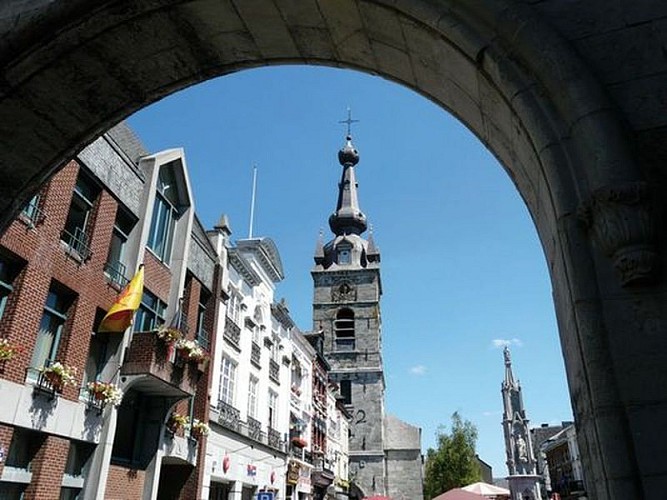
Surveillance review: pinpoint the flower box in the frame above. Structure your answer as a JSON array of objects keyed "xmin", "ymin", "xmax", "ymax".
[
  {"xmin": 41, "ymin": 362, "xmax": 77, "ymax": 393},
  {"xmin": 87, "ymin": 381, "xmax": 124, "ymax": 406},
  {"xmin": 0, "ymin": 338, "xmax": 21, "ymax": 362},
  {"xmin": 191, "ymin": 419, "xmax": 210, "ymax": 438},
  {"xmin": 291, "ymin": 437, "xmax": 307, "ymax": 448},
  {"xmin": 167, "ymin": 412, "xmax": 190, "ymax": 434}
]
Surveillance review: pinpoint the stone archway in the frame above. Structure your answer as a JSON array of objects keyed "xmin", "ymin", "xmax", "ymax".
[{"xmin": 1, "ymin": 2, "xmax": 665, "ymax": 498}]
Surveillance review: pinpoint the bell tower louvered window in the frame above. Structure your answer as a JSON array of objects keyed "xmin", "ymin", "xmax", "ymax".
[{"xmin": 334, "ymin": 308, "xmax": 355, "ymax": 351}]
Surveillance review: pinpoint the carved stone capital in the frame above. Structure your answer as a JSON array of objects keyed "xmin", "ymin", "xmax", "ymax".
[{"xmin": 578, "ymin": 182, "xmax": 657, "ymax": 286}]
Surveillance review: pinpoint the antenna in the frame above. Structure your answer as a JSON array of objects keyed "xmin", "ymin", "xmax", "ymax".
[{"xmin": 248, "ymin": 164, "xmax": 258, "ymax": 238}]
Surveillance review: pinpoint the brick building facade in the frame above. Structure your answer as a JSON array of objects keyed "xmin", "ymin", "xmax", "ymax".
[{"xmin": 0, "ymin": 124, "xmax": 220, "ymax": 499}]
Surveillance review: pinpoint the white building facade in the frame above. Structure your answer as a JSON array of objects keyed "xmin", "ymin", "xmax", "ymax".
[{"xmin": 203, "ymin": 232, "xmax": 291, "ymax": 500}]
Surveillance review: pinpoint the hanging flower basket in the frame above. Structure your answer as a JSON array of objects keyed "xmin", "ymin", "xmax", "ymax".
[
  {"xmin": 0, "ymin": 338, "xmax": 21, "ymax": 362},
  {"xmin": 191, "ymin": 419, "xmax": 210, "ymax": 438},
  {"xmin": 155, "ymin": 326, "xmax": 184, "ymax": 345},
  {"xmin": 86, "ymin": 381, "xmax": 124, "ymax": 406},
  {"xmin": 167, "ymin": 412, "xmax": 190, "ymax": 434},
  {"xmin": 174, "ymin": 339, "xmax": 206, "ymax": 363},
  {"xmin": 41, "ymin": 362, "xmax": 77, "ymax": 392},
  {"xmin": 291, "ymin": 437, "xmax": 307, "ymax": 448}
]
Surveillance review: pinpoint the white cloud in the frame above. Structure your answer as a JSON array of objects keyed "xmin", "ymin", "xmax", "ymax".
[
  {"xmin": 409, "ymin": 365, "xmax": 427, "ymax": 376},
  {"xmin": 482, "ymin": 410, "xmax": 503, "ymax": 417},
  {"xmin": 491, "ymin": 338, "xmax": 523, "ymax": 349}
]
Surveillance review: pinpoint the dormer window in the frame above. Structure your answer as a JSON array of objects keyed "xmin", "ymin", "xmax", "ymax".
[{"xmin": 337, "ymin": 245, "xmax": 352, "ymax": 265}]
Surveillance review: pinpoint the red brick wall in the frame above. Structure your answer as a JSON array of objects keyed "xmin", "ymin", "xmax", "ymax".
[
  {"xmin": 24, "ymin": 435, "xmax": 69, "ymax": 499},
  {"xmin": 0, "ymin": 161, "xmax": 124, "ymax": 399},
  {"xmin": 144, "ymin": 251, "xmax": 172, "ymax": 303},
  {"xmin": 104, "ymin": 464, "xmax": 146, "ymax": 500}
]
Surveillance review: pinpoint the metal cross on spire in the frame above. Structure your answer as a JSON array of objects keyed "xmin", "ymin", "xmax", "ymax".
[{"xmin": 339, "ymin": 107, "xmax": 359, "ymax": 136}]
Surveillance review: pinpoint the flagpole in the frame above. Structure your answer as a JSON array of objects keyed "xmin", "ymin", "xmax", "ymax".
[{"xmin": 248, "ymin": 163, "xmax": 257, "ymax": 238}]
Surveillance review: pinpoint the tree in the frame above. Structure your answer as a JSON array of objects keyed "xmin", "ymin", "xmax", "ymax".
[{"xmin": 423, "ymin": 412, "xmax": 482, "ymax": 499}]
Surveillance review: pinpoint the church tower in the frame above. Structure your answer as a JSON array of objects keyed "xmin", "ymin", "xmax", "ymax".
[
  {"xmin": 501, "ymin": 347, "xmax": 543, "ymax": 500},
  {"xmin": 311, "ymin": 132, "xmax": 386, "ymax": 498}
]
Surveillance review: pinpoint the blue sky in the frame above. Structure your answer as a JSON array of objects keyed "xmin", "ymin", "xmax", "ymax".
[{"xmin": 128, "ymin": 65, "xmax": 573, "ymax": 476}]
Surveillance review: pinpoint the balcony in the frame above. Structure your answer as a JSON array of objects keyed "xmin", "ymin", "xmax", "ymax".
[
  {"xmin": 209, "ymin": 407, "xmax": 285, "ymax": 453},
  {"xmin": 269, "ymin": 359, "xmax": 280, "ymax": 384},
  {"xmin": 216, "ymin": 400, "xmax": 241, "ymax": 432},
  {"xmin": 268, "ymin": 427, "xmax": 282, "ymax": 450},
  {"xmin": 311, "ymin": 456, "xmax": 335, "ymax": 488},
  {"xmin": 223, "ymin": 317, "xmax": 241, "ymax": 350},
  {"xmin": 61, "ymin": 227, "xmax": 92, "ymax": 262},
  {"xmin": 104, "ymin": 259, "xmax": 129, "ymax": 288},
  {"xmin": 247, "ymin": 416, "xmax": 263, "ymax": 442},
  {"xmin": 20, "ymin": 196, "xmax": 45, "ymax": 228},
  {"xmin": 251, "ymin": 342, "xmax": 261, "ymax": 368},
  {"xmin": 120, "ymin": 331, "xmax": 200, "ymax": 397}
]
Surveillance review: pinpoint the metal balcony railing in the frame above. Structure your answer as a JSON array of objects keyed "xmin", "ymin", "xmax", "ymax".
[
  {"xmin": 267, "ymin": 427, "xmax": 282, "ymax": 450},
  {"xmin": 269, "ymin": 359, "xmax": 280, "ymax": 383},
  {"xmin": 251, "ymin": 342, "xmax": 261, "ymax": 367},
  {"xmin": 21, "ymin": 196, "xmax": 45, "ymax": 228},
  {"xmin": 216, "ymin": 400, "xmax": 240, "ymax": 432},
  {"xmin": 104, "ymin": 260, "xmax": 128, "ymax": 288},
  {"xmin": 61, "ymin": 227, "xmax": 92, "ymax": 261},
  {"xmin": 223, "ymin": 317, "xmax": 241, "ymax": 349},
  {"xmin": 247, "ymin": 416, "xmax": 263, "ymax": 441}
]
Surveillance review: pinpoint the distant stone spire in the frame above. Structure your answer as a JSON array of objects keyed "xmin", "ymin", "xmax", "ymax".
[
  {"xmin": 366, "ymin": 225, "xmax": 380, "ymax": 262},
  {"xmin": 328, "ymin": 134, "xmax": 367, "ymax": 236},
  {"xmin": 501, "ymin": 347, "xmax": 542, "ymax": 500},
  {"xmin": 314, "ymin": 228, "xmax": 325, "ymax": 264}
]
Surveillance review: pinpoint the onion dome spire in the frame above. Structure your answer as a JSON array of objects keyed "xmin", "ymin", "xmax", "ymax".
[{"xmin": 328, "ymin": 134, "xmax": 367, "ymax": 235}]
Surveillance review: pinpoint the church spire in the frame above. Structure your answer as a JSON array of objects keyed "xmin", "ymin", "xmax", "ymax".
[
  {"xmin": 501, "ymin": 347, "xmax": 542, "ymax": 499},
  {"xmin": 328, "ymin": 134, "xmax": 367, "ymax": 236}
]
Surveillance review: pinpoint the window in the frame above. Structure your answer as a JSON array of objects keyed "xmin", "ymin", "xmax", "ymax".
[
  {"xmin": 340, "ymin": 380, "xmax": 352, "ymax": 405},
  {"xmin": 6, "ymin": 428, "xmax": 43, "ymax": 470},
  {"xmin": 268, "ymin": 390, "xmax": 278, "ymax": 429},
  {"xmin": 21, "ymin": 193, "xmax": 44, "ymax": 227},
  {"xmin": 64, "ymin": 440, "xmax": 94, "ymax": 478},
  {"xmin": 30, "ymin": 284, "xmax": 73, "ymax": 373},
  {"xmin": 248, "ymin": 376, "xmax": 259, "ymax": 419},
  {"xmin": 147, "ymin": 164, "xmax": 181, "ymax": 263},
  {"xmin": 133, "ymin": 290, "xmax": 166, "ymax": 332},
  {"xmin": 62, "ymin": 171, "xmax": 99, "ymax": 260},
  {"xmin": 334, "ymin": 308, "xmax": 355, "ymax": 351},
  {"xmin": 337, "ymin": 245, "xmax": 352, "ymax": 264},
  {"xmin": 195, "ymin": 292, "xmax": 210, "ymax": 351},
  {"xmin": 218, "ymin": 356, "xmax": 236, "ymax": 405},
  {"xmin": 227, "ymin": 291, "xmax": 241, "ymax": 325},
  {"xmin": 0, "ymin": 257, "xmax": 20, "ymax": 322},
  {"xmin": 83, "ymin": 310, "xmax": 121, "ymax": 392},
  {"xmin": 251, "ymin": 322, "xmax": 261, "ymax": 345},
  {"xmin": 104, "ymin": 208, "xmax": 135, "ymax": 287}
]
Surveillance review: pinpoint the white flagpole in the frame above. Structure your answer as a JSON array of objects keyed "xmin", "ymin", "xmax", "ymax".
[{"xmin": 248, "ymin": 163, "xmax": 258, "ymax": 238}]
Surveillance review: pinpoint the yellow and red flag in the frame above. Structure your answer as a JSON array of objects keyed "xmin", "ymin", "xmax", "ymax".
[{"xmin": 99, "ymin": 265, "xmax": 144, "ymax": 333}]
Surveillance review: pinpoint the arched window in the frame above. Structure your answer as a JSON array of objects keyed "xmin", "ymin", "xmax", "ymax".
[{"xmin": 334, "ymin": 308, "xmax": 355, "ymax": 351}]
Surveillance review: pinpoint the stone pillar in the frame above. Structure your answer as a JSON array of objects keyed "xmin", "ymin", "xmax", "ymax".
[
  {"xmin": 142, "ymin": 450, "xmax": 164, "ymax": 500},
  {"xmin": 229, "ymin": 480, "xmax": 243, "ymax": 500}
]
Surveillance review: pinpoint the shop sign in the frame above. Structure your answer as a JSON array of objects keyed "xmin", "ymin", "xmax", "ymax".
[{"xmin": 287, "ymin": 462, "xmax": 300, "ymax": 485}]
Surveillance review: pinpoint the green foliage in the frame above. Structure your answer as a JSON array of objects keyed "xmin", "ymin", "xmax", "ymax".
[{"xmin": 423, "ymin": 412, "xmax": 482, "ymax": 499}]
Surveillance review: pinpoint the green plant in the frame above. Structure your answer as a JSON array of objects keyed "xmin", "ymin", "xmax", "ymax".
[
  {"xmin": 0, "ymin": 338, "xmax": 21, "ymax": 361},
  {"xmin": 41, "ymin": 362, "xmax": 77, "ymax": 388},
  {"xmin": 191, "ymin": 419, "xmax": 210, "ymax": 437},
  {"xmin": 155, "ymin": 326, "xmax": 183, "ymax": 344},
  {"xmin": 87, "ymin": 381, "xmax": 124, "ymax": 406}
]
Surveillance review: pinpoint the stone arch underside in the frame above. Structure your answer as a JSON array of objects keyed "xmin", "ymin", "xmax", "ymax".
[{"xmin": 1, "ymin": 1, "xmax": 664, "ymax": 499}]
